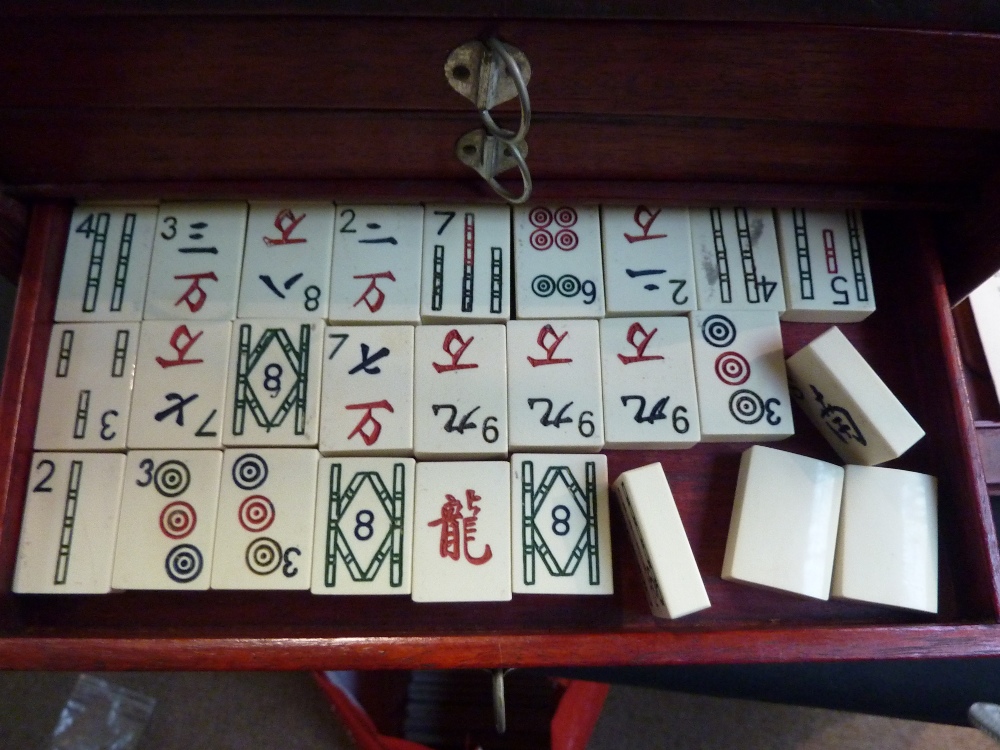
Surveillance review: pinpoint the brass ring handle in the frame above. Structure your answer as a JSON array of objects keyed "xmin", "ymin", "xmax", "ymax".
[{"xmin": 479, "ymin": 38, "xmax": 531, "ymax": 145}]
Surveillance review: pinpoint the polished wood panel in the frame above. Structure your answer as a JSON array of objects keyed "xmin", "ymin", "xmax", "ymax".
[
  {"xmin": 0, "ymin": 110, "xmax": 993, "ymax": 188},
  {"xmin": 5, "ymin": 1, "xmax": 1000, "ymax": 31},
  {"xmin": 0, "ymin": 196, "xmax": 27, "ymax": 281},
  {"xmin": 3, "ymin": 18, "xmax": 1000, "ymax": 129}
]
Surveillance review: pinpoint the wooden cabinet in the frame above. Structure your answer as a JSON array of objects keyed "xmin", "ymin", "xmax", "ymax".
[{"xmin": 1, "ymin": 6, "xmax": 1000, "ymax": 670}]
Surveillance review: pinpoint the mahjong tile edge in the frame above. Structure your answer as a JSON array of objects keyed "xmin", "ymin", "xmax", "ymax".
[{"xmin": 1, "ymin": 7, "xmax": 1000, "ymax": 671}]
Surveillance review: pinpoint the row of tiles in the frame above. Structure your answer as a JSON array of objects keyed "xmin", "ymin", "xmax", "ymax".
[
  {"xmin": 36, "ymin": 313, "xmax": 923, "ymax": 467},
  {"xmin": 16, "ymin": 446, "xmax": 937, "ymax": 616},
  {"xmin": 14, "ymin": 451, "xmax": 612, "ymax": 601},
  {"xmin": 36, "ymin": 313, "xmax": 797, "ymax": 457},
  {"xmin": 56, "ymin": 203, "xmax": 876, "ymax": 325}
]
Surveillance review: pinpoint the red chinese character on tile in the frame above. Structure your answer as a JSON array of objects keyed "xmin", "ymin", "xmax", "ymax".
[
  {"xmin": 345, "ymin": 400, "xmax": 394, "ymax": 446},
  {"xmin": 527, "ymin": 324, "xmax": 573, "ymax": 367},
  {"xmin": 173, "ymin": 272, "xmax": 218, "ymax": 313},
  {"xmin": 617, "ymin": 322, "xmax": 664, "ymax": 365},
  {"xmin": 263, "ymin": 208, "xmax": 308, "ymax": 246},
  {"xmin": 427, "ymin": 489, "xmax": 492, "ymax": 565},
  {"xmin": 432, "ymin": 329, "xmax": 478, "ymax": 373},
  {"xmin": 352, "ymin": 271, "xmax": 396, "ymax": 313},
  {"xmin": 154, "ymin": 325, "xmax": 205, "ymax": 368},
  {"xmin": 623, "ymin": 206, "xmax": 667, "ymax": 244}
]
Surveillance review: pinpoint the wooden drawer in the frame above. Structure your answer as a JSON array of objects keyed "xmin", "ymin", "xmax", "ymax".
[
  {"xmin": 3, "ymin": 7, "xmax": 1000, "ymax": 670},
  {"xmin": 0, "ymin": 201, "xmax": 996, "ymax": 670}
]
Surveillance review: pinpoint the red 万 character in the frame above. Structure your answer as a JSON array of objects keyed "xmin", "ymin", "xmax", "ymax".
[
  {"xmin": 617, "ymin": 322, "xmax": 665, "ymax": 365},
  {"xmin": 173, "ymin": 272, "xmax": 219, "ymax": 313},
  {"xmin": 352, "ymin": 271, "xmax": 396, "ymax": 313},
  {"xmin": 345, "ymin": 400, "xmax": 394, "ymax": 446},
  {"xmin": 527, "ymin": 324, "xmax": 573, "ymax": 367}
]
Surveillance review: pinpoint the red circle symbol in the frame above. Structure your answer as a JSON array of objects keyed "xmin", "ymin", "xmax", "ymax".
[
  {"xmin": 530, "ymin": 229, "xmax": 554, "ymax": 251},
  {"xmin": 554, "ymin": 207, "xmax": 578, "ymax": 227},
  {"xmin": 238, "ymin": 495, "xmax": 275, "ymax": 533},
  {"xmin": 555, "ymin": 229, "xmax": 579, "ymax": 251},
  {"xmin": 714, "ymin": 351, "xmax": 751, "ymax": 386},
  {"xmin": 159, "ymin": 501, "xmax": 197, "ymax": 539},
  {"xmin": 529, "ymin": 207, "xmax": 552, "ymax": 228}
]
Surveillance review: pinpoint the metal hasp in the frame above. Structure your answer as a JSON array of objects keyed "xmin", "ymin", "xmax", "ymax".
[{"xmin": 446, "ymin": 38, "xmax": 533, "ymax": 204}]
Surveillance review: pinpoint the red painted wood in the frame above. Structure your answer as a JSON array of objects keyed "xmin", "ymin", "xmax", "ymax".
[
  {"xmin": 0, "ymin": 110, "xmax": 992, "ymax": 188},
  {"xmin": 3, "ymin": 18, "xmax": 1000, "ymax": 130}
]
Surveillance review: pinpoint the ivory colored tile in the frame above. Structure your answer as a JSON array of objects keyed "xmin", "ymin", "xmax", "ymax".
[
  {"xmin": 970, "ymin": 272, "xmax": 1000, "ymax": 410},
  {"xmin": 775, "ymin": 208, "xmax": 875, "ymax": 322},
  {"xmin": 55, "ymin": 205, "xmax": 157, "ymax": 322},
  {"xmin": 601, "ymin": 206, "xmax": 697, "ymax": 315},
  {"xmin": 412, "ymin": 461, "xmax": 511, "ymax": 603},
  {"xmin": 13, "ymin": 452, "xmax": 126, "ymax": 594},
  {"xmin": 722, "ymin": 445, "xmax": 844, "ymax": 600},
  {"xmin": 34, "ymin": 322, "xmax": 139, "ymax": 451},
  {"xmin": 413, "ymin": 324, "xmax": 507, "ymax": 459},
  {"xmin": 112, "ymin": 450, "xmax": 222, "ymax": 590},
  {"xmin": 506, "ymin": 319, "xmax": 604, "ymax": 452},
  {"xmin": 513, "ymin": 205, "xmax": 605, "ymax": 319},
  {"xmin": 691, "ymin": 207, "xmax": 786, "ymax": 312},
  {"xmin": 320, "ymin": 325, "xmax": 414, "ymax": 455},
  {"xmin": 311, "ymin": 457, "xmax": 415, "ymax": 595},
  {"xmin": 832, "ymin": 465, "xmax": 937, "ymax": 613},
  {"xmin": 331, "ymin": 205, "xmax": 423, "ymax": 324},
  {"xmin": 127, "ymin": 320, "xmax": 232, "ymax": 449},
  {"xmin": 223, "ymin": 319, "xmax": 323, "ymax": 447},
  {"xmin": 689, "ymin": 310, "xmax": 793, "ymax": 442},
  {"xmin": 600, "ymin": 317, "xmax": 701, "ymax": 448},
  {"xmin": 613, "ymin": 463, "xmax": 710, "ymax": 619},
  {"xmin": 143, "ymin": 202, "xmax": 247, "ymax": 321},
  {"xmin": 786, "ymin": 326, "xmax": 924, "ymax": 465},
  {"xmin": 420, "ymin": 205, "xmax": 509, "ymax": 322},
  {"xmin": 212, "ymin": 448, "xmax": 318, "ymax": 590},
  {"xmin": 238, "ymin": 202, "xmax": 334, "ymax": 318},
  {"xmin": 511, "ymin": 454, "xmax": 613, "ymax": 595}
]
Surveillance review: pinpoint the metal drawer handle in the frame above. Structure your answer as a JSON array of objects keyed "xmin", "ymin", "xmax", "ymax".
[{"xmin": 446, "ymin": 38, "xmax": 533, "ymax": 204}]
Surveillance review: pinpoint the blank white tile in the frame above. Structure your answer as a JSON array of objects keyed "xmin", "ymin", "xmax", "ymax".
[
  {"xmin": 320, "ymin": 325, "xmax": 414, "ymax": 455},
  {"xmin": 786, "ymin": 326, "xmax": 924, "ymax": 465},
  {"xmin": 330, "ymin": 205, "xmax": 424, "ymax": 324},
  {"xmin": 13, "ymin": 452, "xmax": 126, "ymax": 594},
  {"xmin": 223, "ymin": 319, "xmax": 323, "ymax": 447},
  {"xmin": 34, "ymin": 322, "xmax": 139, "ymax": 451},
  {"xmin": 614, "ymin": 463, "xmax": 710, "ymax": 619},
  {"xmin": 127, "ymin": 321, "xmax": 232, "ymax": 449},
  {"xmin": 691, "ymin": 207, "xmax": 786, "ymax": 312},
  {"xmin": 513, "ymin": 205, "xmax": 605, "ymax": 319},
  {"xmin": 413, "ymin": 324, "xmax": 507, "ymax": 459},
  {"xmin": 775, "ymin": 209, "xmax": 875, "ymax": 322},
  {"xmin": 601, "ymin": 206, "xmax": 697, "ymax": 315},
  {"xmin": 506, "ymin": 319, "xmax": 604, "ymax": 451},
  {"xmin": 689, "ymin": 310, "xmax": 793, "ymax": 442},
  {"xmin": 511, "ymin": 454, "xmax": 613, "ymax": 595},
  {"xmin": 420, "ymin": 205, "xmax": 510, "ymax": 322},
  {"xmin": 55, "ymin": 205, "xmax": 157, "ymax": 322},
  {"xmin": 722, "ymin": 445, "xmax": 844, "ymax": 599},
  {"xmin": 212, "ymin": 448, "xmax": 318, "ymax": 590},
  {"xmin": 112, "ymin": 450, "xmax": 222, "ymax": 590},
  {"xmin": 600, "ymin": 317, "xmax": 701, "ymax": 448},
  {"xmin": 832, "ymin": 465, "xmax": 937, "ymax": 613},
  {"xmin": 238, "ymin": 202, "xmax": 334, "ymax": 318},
  {"xmin": 412, "ymin": 461, "xmax": 512, "ymax": 603},
  {"xmin": 311, "ymin": 457, "xmax": 415, "ymax": 595},
  {"xmin": 143, "ymin": 202, "xmax": 247, "ymax": 321}
]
